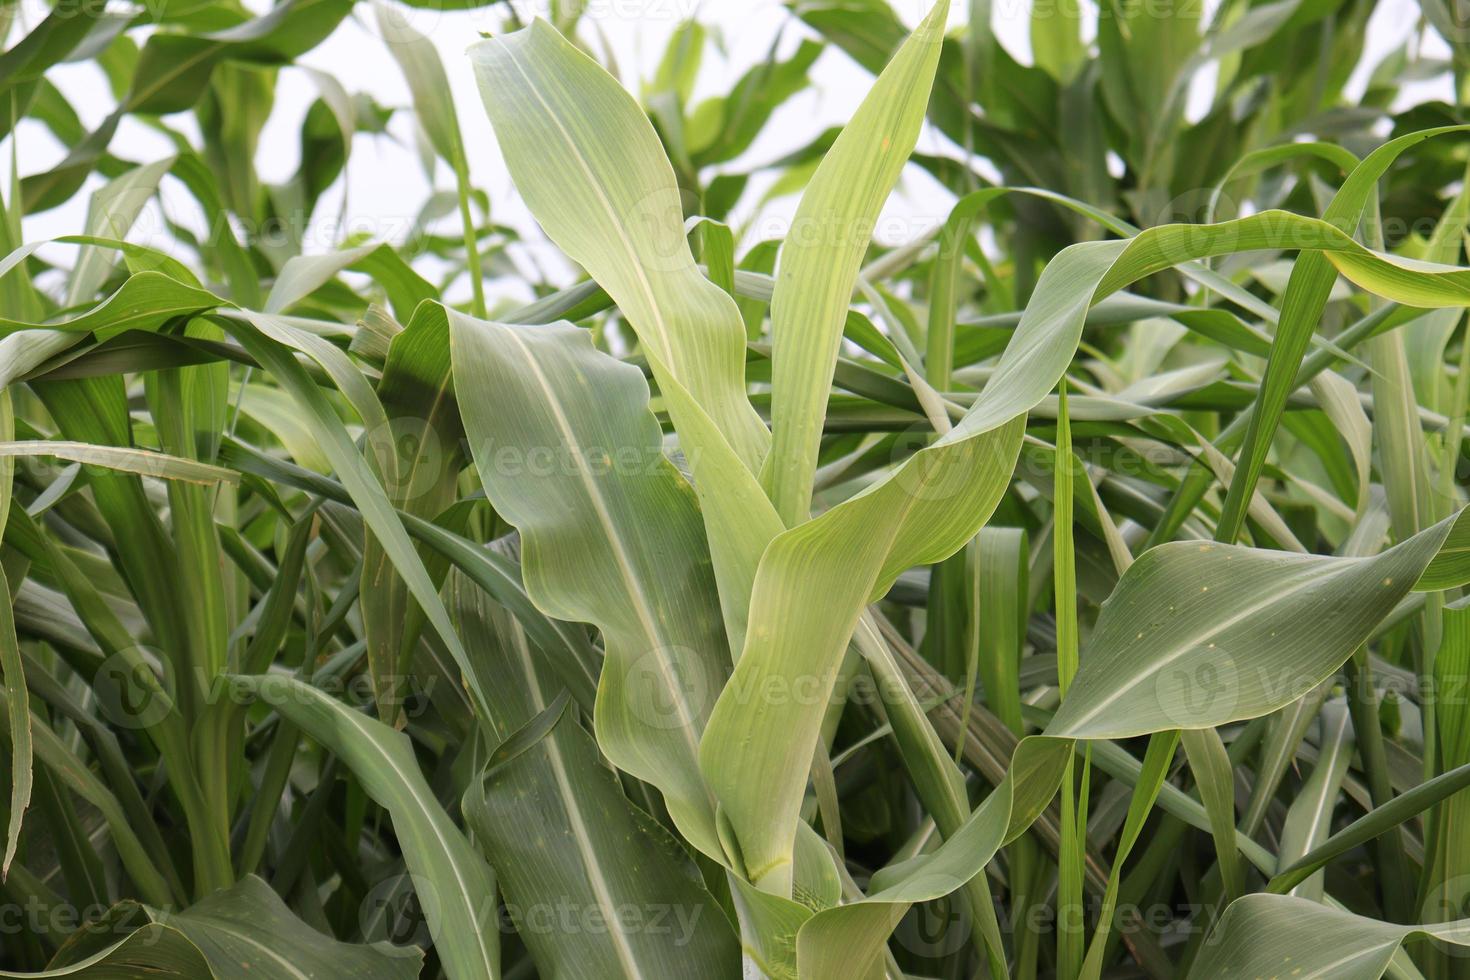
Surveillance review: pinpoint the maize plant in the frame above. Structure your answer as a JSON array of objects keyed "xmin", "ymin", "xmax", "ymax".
[{"xmin": 1, "ymin": 0, "xmax": 1469, "ymax": 977}]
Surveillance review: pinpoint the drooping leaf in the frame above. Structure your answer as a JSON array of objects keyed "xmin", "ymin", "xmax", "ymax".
[
  {"xmin": 151, "ymin": 875, "xmax": 423, "ymax": 979},
  {"xmin": 1048, "ymin": 510, "xmax": 1470, "ymax": 739},
  {"xmin": 228, "ymin": 675, "xmax": 499, "ymax": 980},
  {"xmin": 1191, "ymin": 895, "xmax": 1470, "ymax": 979}
]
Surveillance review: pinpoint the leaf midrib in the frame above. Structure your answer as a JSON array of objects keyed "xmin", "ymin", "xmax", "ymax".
[
  {"xmin": 498, "ymin": 326, "xmax": 701, "ymax": 754},
  {"xmin": 510, "ymin": 624, "xmax": 645, "ymax": 978},
  {"xmin": 1058, "ymin": 558, "xmax": 1350, "ymax": 734},
  {"xmin": 495, "ymin": 35, "xmax": 676, "ymax": 369}
]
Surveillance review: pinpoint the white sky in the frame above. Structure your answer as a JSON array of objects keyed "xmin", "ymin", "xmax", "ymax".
[{"xmin": 8, "ymin": 0, "xmax": 1452, "ymax": 307}]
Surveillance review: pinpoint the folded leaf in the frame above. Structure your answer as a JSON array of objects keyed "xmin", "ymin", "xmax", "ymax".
[
  {"xmin": 449, "ymin": 312, "xmax": 729, "ymax": 860},
  {"xmin": 152, "ymin": 875, "xmax": 422, "ymax": 979}
]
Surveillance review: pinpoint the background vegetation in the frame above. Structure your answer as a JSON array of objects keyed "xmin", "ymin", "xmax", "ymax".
[{"xmin": 1, "ymin": 0, "xmax": 1470, "ymax": 977}]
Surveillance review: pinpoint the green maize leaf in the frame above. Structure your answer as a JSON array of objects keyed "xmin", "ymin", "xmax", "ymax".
[
  {"xmin": 373, "ymin": 3, "xmax": 466, "ymax": 174},
  {"xmin": 1055, "ymin": 381, "xmax": 1085, "ymax": 978},
  {"xmin": 23, "ymin": 0, "xmax": 355, "ymax": 212},
  {"xmin": 0, "ymin": 2, "xmax": 106, "ymax": 140},
  {"xmin": 763, "ymin": 0, "xmax": 950, "ymax": 526},
  {"xmin": 217, "ymin": 437, "xmax": 602, "ymax": 713},
  {"xmin": 468, "ymin": 21, "xmax": 767, "ymax": 471},
  {"xmin": 264, "ymin": 242, "xmax": 435, "ymax": 321},
  {"xmin": 359, "ymin": 296, "xmax": 460, "ymax": 722},
  {"xmin": 1031, "ymin": 0, "xmax": 1086, "ymax": 83},
  {"xmin": 228, "ymin": 675, "xmax": 498, "ymax": 980},
  {"xmin": 451, "ymin": 573, "xmax": 742, "ymax": 979},
  {"xmin": 468, "ymin": 19, "xmax": 781, "ymax": 653},
  {"xmin": 699, "ymin": 413, "xmax": 1025, "ymax": 893},
  {"xmin": 1205, "ymin": 139, "xmax": 1359, "ymax": 223},
  {"xmin": 792, "ymin": 737, "xmax": 1073, "ymax": 979},
  {"xmin": 66, "ymin": 159, "xmax": 174, "ymax": 307},
  {"xmin": 1274, "ymin": 700, "xmax": 1353, "ymax": 901},
  {"xmin": 373, "ymin": 2, "xmax": 486, "ymax": 316},
  {"xmin": 53, "ymin": 235, "xmax": 206, "ymax": 291},
  {"xmin": 972, "ymin": 527, "xmax": 1028, "ymax": 735},
  {"xmin": 149, "ymin": 875, "xmax": 422, "ymax": 979},
  {"xmin": 0, "ymin": 388, "xmax": 25, "ymax": 880},
  {"xmin": 697, "ymin": 201, "xmax": 1470, "ymax": 899},
  {"xmin": 1180, "ymin": 726, "xmax": 1246, "ymax": 902},
  {"xmin": 0, "ymin": 443, "xmax": 238, "ymax": 485},
  {"xmin": 0, "ymin": 925, "xmax": 210, "ymax": 978},
  {"xmin": 1265, "ymin": 752, "xmax": 1470, "ymax": 895},
  {"xmin": 449, "ymin": 311, "xmax": 728, "ymax": 860},
  {"xmin": 1047, "ymin": 509, "xmax": 1470, "ymax": 739},
  {"xmin": 726, "ymin": 875, "xmax": 813, "ymax": 980},
  {"xmin": 1411, "ymin": 484, "xmax": 1470, "ymax": 587},
  {"xmin": 0, "ymin": 267, "xmax": 221, "ymax": 341},
  {"xmin": 690, "ymin": 217, "xmax": 736, "ymax": 298},
  {"xmin": 1190, "ymin": 894, "xmax": 1470, "ymax": 979},
  {"xmin": 1216, "ymin": 126, "xmax": 1470, "ymax": 543},
  {"xmin": 689, "ymin": 40, "xmax": 822, "ymax": 168},
  {"xmin": 217, "ymin": 309, "xmax": 388, "ymax": 436}
]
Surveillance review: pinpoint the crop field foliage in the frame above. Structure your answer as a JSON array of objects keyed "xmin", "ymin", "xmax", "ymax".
[{"xmin": 3, "ymin": 0, "xmax": 1470, "ymax": 977}]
